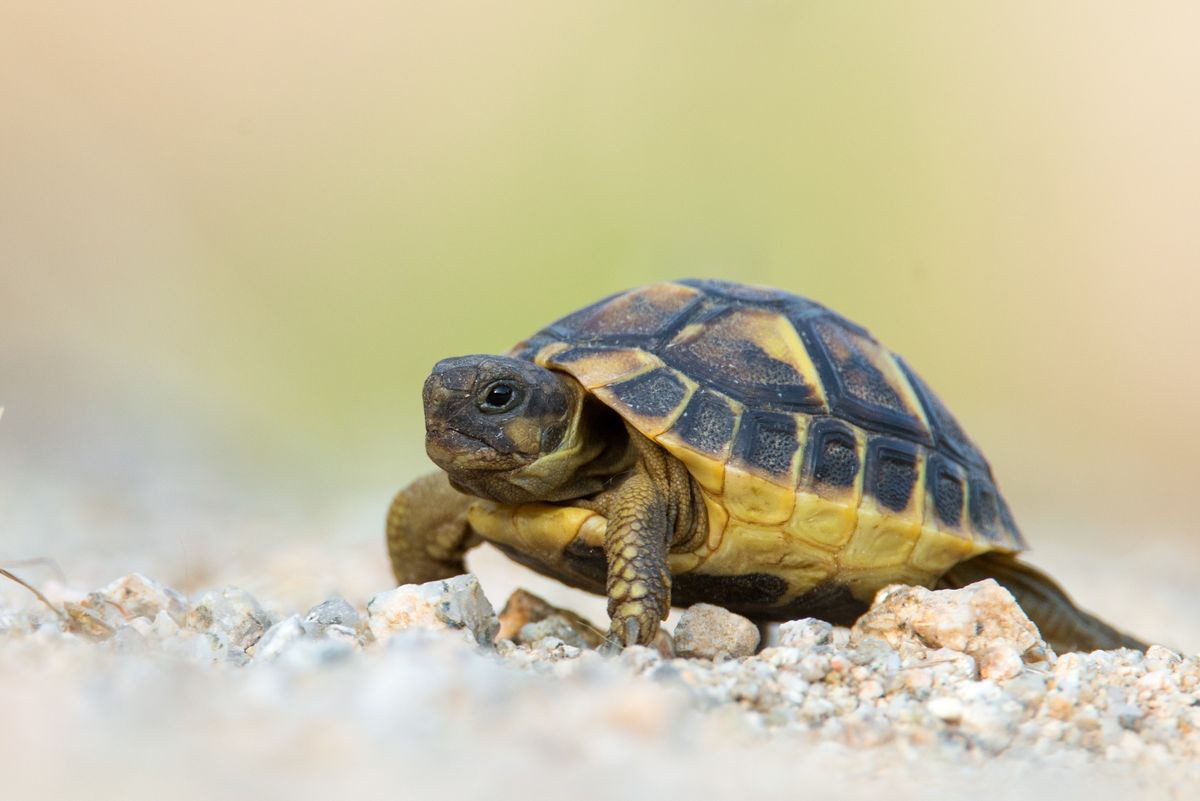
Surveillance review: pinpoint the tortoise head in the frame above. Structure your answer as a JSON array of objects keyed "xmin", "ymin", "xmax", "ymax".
[{"xmin": 422, "ymin": 355, "xmax": 595, "ymax": 503}]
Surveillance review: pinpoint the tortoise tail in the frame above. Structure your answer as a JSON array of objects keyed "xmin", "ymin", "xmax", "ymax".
[{"xmin": 939, "ymin": 552, "xmax": 1147, "ymax": 654}]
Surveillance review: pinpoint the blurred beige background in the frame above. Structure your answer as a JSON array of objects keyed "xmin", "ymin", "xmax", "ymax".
[{"xmin": 2, "ymin": 3, "xmax": 1198, "ymax": 646}]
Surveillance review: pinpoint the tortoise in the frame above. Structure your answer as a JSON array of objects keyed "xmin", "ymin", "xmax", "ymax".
[{"xmin": 387, "ymin": 279, "xmax": 1143, "ymax": 651}]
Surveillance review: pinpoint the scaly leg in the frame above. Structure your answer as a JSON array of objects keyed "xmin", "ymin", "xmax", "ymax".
[
  {"xmin": 603, "ymin": 468, "xmax": 673, "ymax": 647},
  {"xmin": 590, "ymin": 428, "xmax": 705, "ymax": 647},
  {"xmin": 386, "ymin": 471, "xmax": 482, "ymax": 585}
]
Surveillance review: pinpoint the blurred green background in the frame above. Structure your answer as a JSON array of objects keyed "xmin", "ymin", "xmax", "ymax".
[{"xmin": 2, "ymin": 3, "xmax": 1198, "ymax": 642}]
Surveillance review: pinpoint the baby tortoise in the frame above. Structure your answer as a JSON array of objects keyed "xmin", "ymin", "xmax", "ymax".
[{"xmin": 388, "ymin": 280, "xmax": 1143, "ymax": 652}]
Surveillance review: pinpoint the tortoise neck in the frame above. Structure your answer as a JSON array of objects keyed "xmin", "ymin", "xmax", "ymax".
[{"xmin": 491, "ymin": 385, "xmax": 636, "ymax": 503}]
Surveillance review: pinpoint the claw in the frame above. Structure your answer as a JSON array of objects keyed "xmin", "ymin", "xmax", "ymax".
[
  {"xmin": 599, "ymin": 616, "xmax": 645, "ymax": 654},
  {"xmin": 623, "ymin": 617, "xmax": 640, "ymax": 647},
  {"xmin": 598, "ymin": 631, "xmax": 623, "ymax": 656}
]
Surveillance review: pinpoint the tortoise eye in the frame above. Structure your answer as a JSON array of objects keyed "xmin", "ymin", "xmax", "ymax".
[{"xmin": 478, "ymin": 381, "xmax": 520, "ymax": 413}]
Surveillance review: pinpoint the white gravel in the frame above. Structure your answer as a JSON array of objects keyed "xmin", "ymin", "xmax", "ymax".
[{"xmin": 2, "ymin": 568, "xmax": 1198, "ymax": 801}]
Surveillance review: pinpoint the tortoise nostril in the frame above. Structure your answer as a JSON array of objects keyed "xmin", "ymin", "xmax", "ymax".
[{"xmin": 422, "ymin": 380, "xmax": 457, "ymax": 409}]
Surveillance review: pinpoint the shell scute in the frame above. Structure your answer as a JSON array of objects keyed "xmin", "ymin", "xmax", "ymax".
[
  {"xmin": 864, "ymin": 436, "xmax": 921, "ymax": 514},
  {"xmin": 662, "ymin": 305, "xmax": 827, "ymax": 413},
  {"xmin": 968, "ymin": 478, "xmax": 1004, "ymax": 542},
  {"xmin": 669, "ymin": 389, "xmax": 739, "ymax": 459},
  {"xmin": 802, "ymin": 417, "xmax": 861, "ymax": 493},
  {"xmin": 592, "ymin": 367, "xmax": 695, "ymax": 438},
  {"xmin": 926, "ymin": 454, "xmax": 967, "ymax": 530},
  {"xmin": 723, "ymin": 466, "xmax": 796, "ymax": 524},
  {"xmin": 539, "ymin": 345, "xmax": 660, "ymax": 389},
  {"xmin": 604, "ymin": 368, "xmax": 690, "ymax": 420},
  {"xmin": 730, "ymin": 410, "xmax": 803, "ymax": 484},
  {"xmin": 805, "ymin": 314, "xmax": 932, "ymax": 445},
  {"xmin": 548, "ymin": 283, "xmax": 702, "ymax": 346}
]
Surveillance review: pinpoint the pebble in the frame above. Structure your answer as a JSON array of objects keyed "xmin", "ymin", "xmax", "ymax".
[
  {"xmin": 798, "ymin": 653, "xmax": 831, "ymax": 682},
  {"xmin": 151, "ymin": 610, "xmax": 180, "ymax": 639},
  {"xmin": 673, "ymin": 603, "xmax": 760, "ymax": 660},
  {"xmin": 853, "ymin": 580, "xmax": 1051, "ymax": 673},
  {"xmin": 519, "ymin": 615, "xmax": 591, "ymax": 650},
  {"xmin": 303, "ymin": 598, "xmax": 361, "ymax": 633},
  {"xmin": 497, "ymin": 589, "xmax": 606, "ymax": 648},
  {"xmin": 778, "ymin": 618, "xmax": 832, "ymax": 649},
  {"xmin": 10, "ymin": 571, "xmax": 1200, "ymax": 778},
  {"xmin": 367, "ymin": 574, "xmax": 499, "ymax": 646},
  {"xmin": 99, "ymin": 573, "xmax": 188, "ymax": 625},
  {"xmin": 929, "ymin": 696, "xmax": 963, "ymax": 722},
  {"xmin": 253, "ymin": 614, "xmax": 307, "ymax": 661},
  {"xmin": 979, "ymin": 644, "xmax": 1025, "ymax": 682},
  {"xmin": 186, "ymin": 587, "xmax": 274, "ymax": 655},
  {"xmin": 63, "ymin": 594, "xmax": 123, "ymax": 639}
]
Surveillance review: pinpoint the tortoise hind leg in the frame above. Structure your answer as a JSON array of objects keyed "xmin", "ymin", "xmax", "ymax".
[
  {"xmin": 939, "ymin": 552, "xmax": 1146, "ymax": 653},
  {"xmin": 387, "ymin": 472, "xmax": 483, "ymax": 585}
]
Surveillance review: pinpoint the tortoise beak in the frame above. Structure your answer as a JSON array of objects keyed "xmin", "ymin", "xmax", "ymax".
[
  {"xmin": 426, "ymin": 426, "xmax": 486, "ymax": 466},
  {"xmin": 422, "ymin": 369, "xmax": 478, "ymax": 464}
]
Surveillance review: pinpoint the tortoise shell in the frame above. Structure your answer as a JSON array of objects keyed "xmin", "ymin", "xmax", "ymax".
[{"xmin": 481, "ymin": 279, "xmax": 1024, "ymax": 613}]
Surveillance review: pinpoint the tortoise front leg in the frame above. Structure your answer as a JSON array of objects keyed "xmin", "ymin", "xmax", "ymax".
[
  {"xmin": 386, "ymin": 471, "xmax": 483, "ymax": 585},
  {"xmin": 602, "ymin": 468, "xmax": 673, "ymax": 647}
]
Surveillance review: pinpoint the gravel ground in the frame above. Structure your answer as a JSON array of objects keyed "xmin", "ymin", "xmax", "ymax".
[{"xmin": 3, "ymin": 556, "xmax": 1198, "ymax": 801}]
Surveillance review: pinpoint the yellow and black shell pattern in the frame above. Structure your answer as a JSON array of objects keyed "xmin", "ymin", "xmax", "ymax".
[{"xmin": 490, "ymin": 279, "xmax": 1025, "ymax": 612}]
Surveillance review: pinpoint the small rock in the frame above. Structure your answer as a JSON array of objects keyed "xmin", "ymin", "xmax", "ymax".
[
  {"xmin": 303, "ymin": 598, "xmax": 361, "ymax": 634},
  {"xmin": 959, "ymin": 684, "xmax": 1020, "ymax": 752},
  {"xmin": 852, "ymin": 580, "xmax": 1050, "ymax": 678},
  {"xmin": 1044, "ymin": 692, "xmax": 1075, "ymax": 720},
  {"xmin": 497, "ymin": 588, "xmax": 556, "ymax": 641},
  {"xmin": 99, "ymin": 574, "xmax": 187, "ymax": 625},
  {"xmin": 254, "ymin": 615, "xmax": 307, "ymax": 661},
  {"xmin": 619, "ymin": 644, "xmax": 662, "ymax": 672},
  {"xmin": 858, "ymin": 679, "xmax": 884, "ymax": 701},
  {"xmin": 1003, "ymin": 671, "xmax": 1049, "ymax": 706},
  {"xmin": 186, "ymin": 587, "xmax": 274, "ymax": 653},
  {"xmin": 979, "ymin": 644, "xmax": 1025, "ymax": 682},
  {"xmin": 760, "ymin": 647, "xmax": 803, "ymax": 668},
  {"xmin": 1112, "ymin": 702, "xmax": 1143, "ymax": 730},
  {"xmin": 367, "ymin": 586, "xmax": 440, "ymax": 639},
  {"xmin": 104, "ymin": 625, "xmax": 148, "ymax": 655},
  {"xmin": 151, "ymin": 610, "xmax": 180, "ymax": 639},
  {"xmin": 1144, "ymin": 644, "xmax": 1181, "ymax": 671},
  {"xmin": 778, "ymin": 618, "xmax": 832, "ymax": 650},
  {"xmin": 674, "ymin": 604, "xmax": 759, "ymax": 660},
  {"xmin": 497, "ymin": 588, "xmax": 605, "ymax": 647},
  {"xmin": 928, "ymin": 696, "xmax": 963, "ymax": 722},
  {"xmin": 798, "ymin": 653, "xmax": 832, "ymax": 682},
  {"xmin": 530, "ymin": 636, "xmax": 583, "ymax": 661},
  {"xmin": 920, "ymin": 649, "xmax": 979, "ymax": 684},
  {"xmin": 63, "ymin": 594, "xmax": 122, "ymax": 639},
  {"xmin": 850, "ymin": 636, "xmax": 900, "ymax": 672},
  {"xmin": 323, "ymin": 624, "xmax": 360, "ymax": 647},
  {"xmin": 903, "ymin": 667, "xmax": 933, "ymax": 693},
  {"xmin": 367, "ymin": 574, "xmax": 499, "ymax": 646},
  {"xmin": 519, "ymin": 614, "xmax": 590, "ymax": 649}
]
